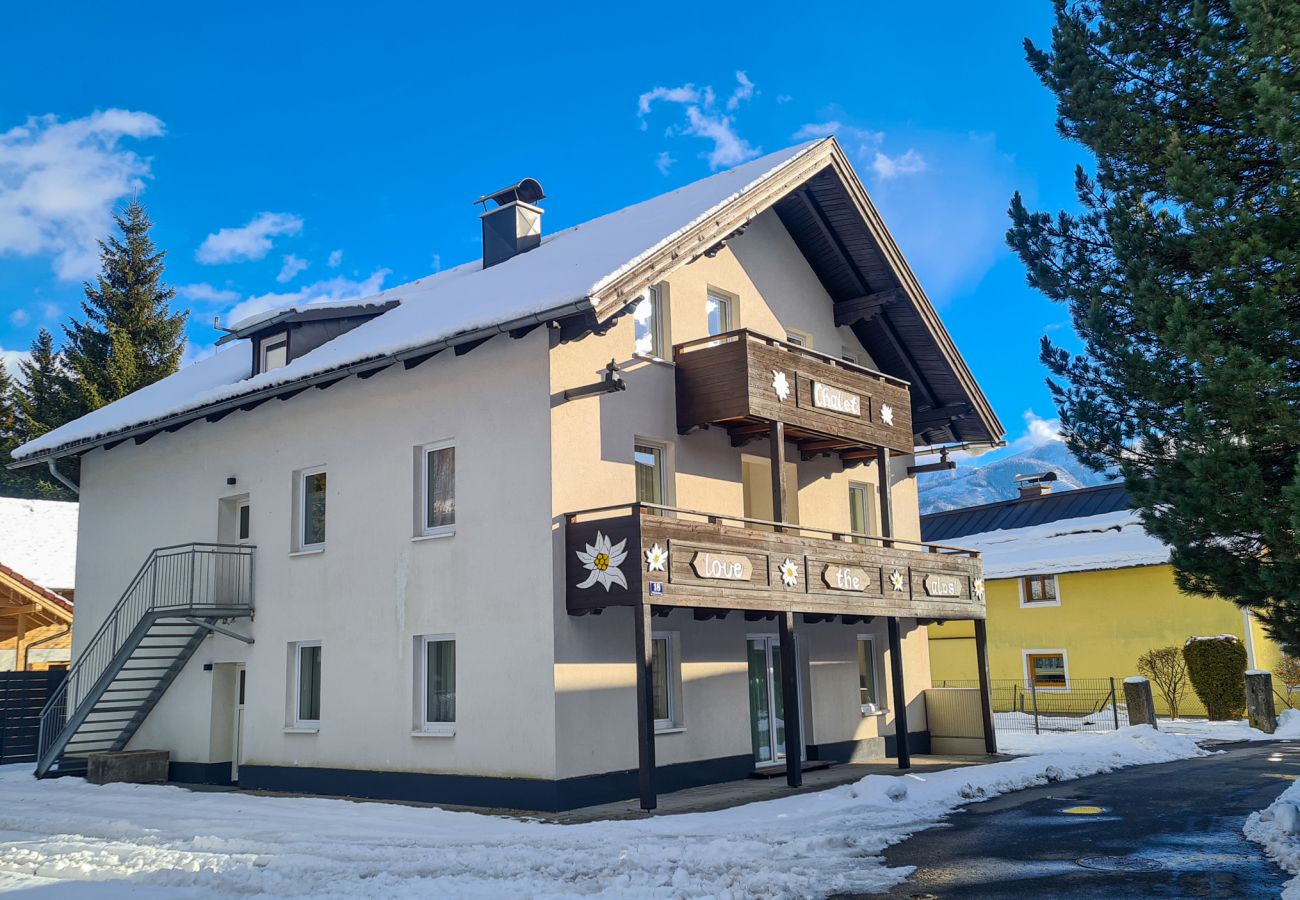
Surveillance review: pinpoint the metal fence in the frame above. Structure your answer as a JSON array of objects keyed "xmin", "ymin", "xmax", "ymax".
[{"xmin": 934, "ymin": 678, "xmax": 1129, "ymax": 734}]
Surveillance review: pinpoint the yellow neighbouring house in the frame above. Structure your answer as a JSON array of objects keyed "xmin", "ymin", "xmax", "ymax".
[{"xmin": 923, "ymin": 481, "xmax": 1282, "ymax": 717}]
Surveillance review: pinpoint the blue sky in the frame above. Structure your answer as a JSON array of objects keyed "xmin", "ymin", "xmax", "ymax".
[{"xmin": 0, "ymin": 2, "xmax": 1084, "ymax": 458}]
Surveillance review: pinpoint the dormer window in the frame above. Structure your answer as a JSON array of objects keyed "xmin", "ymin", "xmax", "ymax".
[{"xmin": 259, "ymin": 333, "xmax": 289, "ymax": 373}]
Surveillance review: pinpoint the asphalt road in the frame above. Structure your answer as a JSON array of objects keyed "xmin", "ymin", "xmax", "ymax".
[{"xmin": 867, "ymin": 740, "xmax": 1299, "ymax": 898}]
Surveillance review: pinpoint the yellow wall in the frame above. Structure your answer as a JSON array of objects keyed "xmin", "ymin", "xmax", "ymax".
[{"xmin": 928, "ymin": 564, "xmax": 1283, "ymax": 716}]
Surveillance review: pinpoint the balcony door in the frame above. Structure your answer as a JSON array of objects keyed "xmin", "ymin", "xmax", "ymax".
[
  {"xmin": 741, "ymin": 456, "xmax": 799, "ymax": 528},
  {"xmin": 747, "ymin": 635, "xmax": 804, "ymax": 767}
]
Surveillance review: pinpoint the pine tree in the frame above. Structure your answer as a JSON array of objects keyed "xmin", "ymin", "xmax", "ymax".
[
  {"xmin": 62, "ymin": 198, "xmax": 187, "ymax": 417},
  {"xmin": 1007, "ymin": 3, "xmax": 1300, "ymax": 648},
  {"xmin": 17, "ymin": 329, "xmax": 68, "ymax": 440},
  {"xmin": 0, "ymin": 351, "xmax": 72, "ymax": 501}
]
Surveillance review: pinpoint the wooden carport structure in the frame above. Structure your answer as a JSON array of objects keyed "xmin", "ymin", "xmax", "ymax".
[{"xmin": 0, "ymin": 563, "xmax": 73, "ymax": 671}]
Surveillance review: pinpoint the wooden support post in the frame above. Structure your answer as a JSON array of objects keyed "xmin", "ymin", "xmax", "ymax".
[
  {"xmin": 876, "ymin": 447, "xmax": 894, "ymax": 548},
  {"xmin": 769, "ymin": 421, "xmax": 787, "ymax": 530},
  {"xmin": 633, "ymin": 602, "xmax": 657, "ymax": 811},
  {"xmin": 778, "ymin": 610, "xmax": 803, "ymax": 788},
  {"xmin": 887, "ymin": 616, "xmax": 910, "ymax": 769},
  {"xmin": 16, "ymin": 611, "xmax": 27, "ymax": 672},
  {"xmin": 974, "ymin": 619, "xmax": 998, "ymax": 754}
]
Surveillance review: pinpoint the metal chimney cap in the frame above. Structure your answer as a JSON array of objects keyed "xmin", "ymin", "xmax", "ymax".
[
  {"xmin": 474, "ymin": 178, "xmax": 546, "ymax": 208},
  {"xmin": 1014, "ymin": 471, "xmax": 1059, "ymax": 485}
]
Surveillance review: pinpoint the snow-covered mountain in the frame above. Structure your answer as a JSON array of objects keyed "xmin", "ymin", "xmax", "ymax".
[{"xmin": 917, "ymin": 441, "xmax": 1118, "ymax": 514}]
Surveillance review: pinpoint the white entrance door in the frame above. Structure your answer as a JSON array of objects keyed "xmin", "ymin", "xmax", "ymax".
[
  {"xmin": 232, "ymin": 665, "xmax": 245, "ymax": 782},
  {"xmin": 747, "ymin": 635, "xmax": 804, "ymax": 766}
]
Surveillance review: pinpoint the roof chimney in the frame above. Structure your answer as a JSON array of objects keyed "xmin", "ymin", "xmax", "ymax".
[
  {"xmin": 1014, "ymin": 470, "xmax": 1058, "ymax": 500},
  {"xmin": 475, "ymin": 178, "xmax": 545, "ymax": 268}
]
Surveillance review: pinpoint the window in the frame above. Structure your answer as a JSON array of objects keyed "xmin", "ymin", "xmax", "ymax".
[
  {"xmin": 419, "ymin": 635, "xmax": 456, "ymax": 735},
  {"xmin": 298, "ymin": 469, "xmax": 327, "ymax": 550},
  {"xmin": 785, "ymin": 329, "xmax": 810, "ymax": 348},
  {"xmin": 634, "ymin": 442, "xmax": 666, "ymax": 508},
  {"xmin": 1026, "ymin": 651, "xmax": 1068, "ymax": 689},
  {"xmin": 841, "ymin": 348, "xmax": 859, "ymax": 365},
  {"xmin": 857, "ymin": 636, "xmax": 883, "ymax": 713},
  {"xmin": 633, "ymin": 285, "xmax": 665, "ymax": 358},
  {"xmin": 705, "ymin": 291, "xmax": 732, "ymax": 337},
  {"xmin": 848, "ymin": 482, "xmax": 877, "ymax": 543},
  {"xmin": 420, "ymin": 442, "xmax": 456, "ymax": 535},
  {"xmin": 652, "ymin": 631, "xmax": 680, "ymax": 730},
  {"xmin": 260, "ymin": 332, "xmax": 289, "ymax": 373},
  {"xmin": 293, "ymin": 641, "xmax": 322, "ymax": 726},
  {"xmin": 1021, "ymin": 574, "xmax": 1059, "ymax": 605},
  {"xmin": 236, "ymin": 500, "xmax": 251, "ymax": 542}
]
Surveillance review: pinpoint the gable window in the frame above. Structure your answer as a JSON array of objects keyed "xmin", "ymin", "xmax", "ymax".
[
  {"xmin": 785, "ymin": 329, "xmax": 810, "ymax": 348},
  {"xmin": 705, "ymin": 291, "xmax": 733, "ymax": 337},
  {"xmin": 633, "ymin": 284, "xmax": 665, "ymax": 358},
  {"xmin": 418, "ymin": 635, "xmax": 456, "ymax": 735},
  {"xmin": 1021, "ymin": 574, "xmax": 1059, "ymax": 606},
  {"xmin": 634, "ymin": 441, "xmax": 669, "ymax": 509},
  {"xmin": 1025, "ymin": 651, "xmax": 1068, "ymax": 689},
  {"xmin": 260, "ymin": 332, "xmax": 289, "ymax": 373},
  {"xmin": 292, "ymin": 641, "xmax": 322, "ymax": 727},
  {"xmin": 420, "ymin": 442, "xmax": 456, "ymax": 536},
  {"xmin": 841, "ymin": 348, "xmax": 859, "ymax": 365},
  {"xmin": 857, "ymin": 636, "xmax": 883, "ymax": 713},
  {"xmin": 298, "ymin": 468, "xmax": 327, "ymax": 550},
  {"xmin": 652, "ymin": 631, "xmax": 681, "ymax": 730},
  {"xmin": 848, "ymin": 482, "xmax": 877, "ymax": 543}
]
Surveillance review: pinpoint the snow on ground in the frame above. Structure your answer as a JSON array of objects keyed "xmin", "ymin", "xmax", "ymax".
[
  {"xmin": 0, "ymin": 727, "xmax": 1206, "ymax": 899},
  {"xmin": 1245, "ymin": 762, "xmax": 1300, "ymax": 899},
  {"xmin": 1161, "ymin": 707, "xmax": 1300, "ymax": 743}
]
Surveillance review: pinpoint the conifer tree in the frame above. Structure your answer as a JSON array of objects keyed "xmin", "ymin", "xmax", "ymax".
[
  {"xmin": 1007, "ymin": 2, "xmax": 1300, "ymax": 648},
  {"xmin": 17, "ymin": 329, "xmax": 68, "ymax": 440},
  {"xmin": 62, "ymin": 198, "xmax": 186, "ymax": 416},
  {"xmin": 0, "ymin": 350, "xmax": 72, "ymax": 501}
]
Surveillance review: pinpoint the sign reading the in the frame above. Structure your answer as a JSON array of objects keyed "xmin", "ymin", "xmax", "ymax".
[
  {"xmin": 811, "ymin": 381, "xmax": 862, "ymax": 417},
  {"xmin": 690, "ymin": 551, "xmax": 753, "ymax": 581},
  {"xmin": 822, "ymin": 564, "xmax": 872, "ymax": 592},
  {"xmin": 923, "ymin": 574, "xmax": 963, "ymax": 598}
]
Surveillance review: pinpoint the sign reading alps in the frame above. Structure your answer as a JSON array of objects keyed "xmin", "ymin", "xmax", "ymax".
[
  {"xmin": 922, "ymin": 574, "xmax": 963, "ymax": 598},
  {"xmin": 811, "ymin": 381, "xmax": 861, "ymax": 417}
]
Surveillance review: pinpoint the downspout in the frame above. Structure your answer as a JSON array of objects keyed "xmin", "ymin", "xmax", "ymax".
[
  {"xmin": 22, "ymin": 624, "xmax": 71, "ymax": 671},
  {"xmin": 46, "ymin": 459, "xmax": 79, "ymax": 495}
]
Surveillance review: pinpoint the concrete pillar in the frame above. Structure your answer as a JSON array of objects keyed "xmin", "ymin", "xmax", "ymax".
[
  {"xmin": 1246, "ymin": 670, "xmax": 1278, "ymax": 734},
  {"xmin": 1123, "ymin": 677, "xmax": 1158, "ymax": 729}
]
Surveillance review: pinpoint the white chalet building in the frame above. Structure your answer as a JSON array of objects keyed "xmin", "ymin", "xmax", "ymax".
[{"xmin": 13, "ymin": 138, "xmax": 1002, "ymax": 810}]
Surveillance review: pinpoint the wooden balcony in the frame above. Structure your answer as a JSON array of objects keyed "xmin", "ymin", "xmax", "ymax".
[
  {"xmin": 674, "ymin": 329, "xmax": 914, "ymax": 459},
  {"xmin": 565, "ymin": 504, "xmax": 984, "ymax": 621}
]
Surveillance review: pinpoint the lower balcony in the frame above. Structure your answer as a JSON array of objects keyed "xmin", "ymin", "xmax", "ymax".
[{"xmin": 564, "ymin": 503, "xmax": 984, "ymax": 621}]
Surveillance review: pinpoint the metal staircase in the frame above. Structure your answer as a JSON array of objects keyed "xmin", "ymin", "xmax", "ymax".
[{"xmin": 35, "ymin": 543, "xmax": 255, "ymax": 778}]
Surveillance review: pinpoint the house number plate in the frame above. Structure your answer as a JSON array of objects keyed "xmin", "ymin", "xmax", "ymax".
[
  {"xmin": 923, "ymin": 574, "xmax": 963, "ymax": 597},
  {"xmin": 690, "ymin": 551, "xmax": 753, "ymax": 581}
]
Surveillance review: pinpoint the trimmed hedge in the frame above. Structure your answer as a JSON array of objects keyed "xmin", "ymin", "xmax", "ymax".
[{"xmin": 1183, "ymin": 636, "xmax": 1247, "ymax": 720}]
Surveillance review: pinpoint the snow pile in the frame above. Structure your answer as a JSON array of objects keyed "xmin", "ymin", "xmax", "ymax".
[
  {"xmin": 1163, "ymin": 707, "xmax": 1300, "ymax": 743},
  {"xmin": 0, "ymin": 727, "xmax": 1205, "ymax": 899},
  {"xmin": 1246, "ymin": 775, "xmax": 1300, "ymax": 898},
  {"xmin": 948, "ymin": 509, "xmax": 1170, "ymax": 578},
  {"xmin": 0, "ymin": 497, "xmax": 78, "ymax": 590}
]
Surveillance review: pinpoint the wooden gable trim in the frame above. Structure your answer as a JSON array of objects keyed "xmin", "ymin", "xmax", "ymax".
[{"xmin": 0, "ymin": 567, "xmax": 73, "ymax": 625}]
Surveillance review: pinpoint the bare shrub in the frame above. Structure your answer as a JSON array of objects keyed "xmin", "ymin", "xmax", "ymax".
[{"xmin": 1137, "ymin": 646, "xmax": 1190, "ymax": 719}]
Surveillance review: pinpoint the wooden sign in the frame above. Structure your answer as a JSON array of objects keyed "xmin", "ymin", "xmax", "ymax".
[
  {"xmin": 690, "ymin": 551, "xmax": 753, "ymax": 581},
  {"xmin": 923, "ymin": 574, "xmax": 963, "ymax": 598},
  {"xmin": 811, "ymin": 381, "xmax": 862, "ymax": 417},
  {"xmin": 822, "ymin": 564, "xmax": 872, "ymax": 592}
]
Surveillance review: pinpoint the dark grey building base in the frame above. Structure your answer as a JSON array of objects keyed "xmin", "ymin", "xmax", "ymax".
[
  {"xmin": 810, "ymin": 730, "xmax": 931, "ymax": 763},
  {"xmin": 166, "ymin": 731, "xmax": 931, "ymax": 811}
]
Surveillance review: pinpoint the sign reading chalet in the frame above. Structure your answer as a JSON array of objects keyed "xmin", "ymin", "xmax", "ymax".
[
  {"xmin": 690, "ymin": 551, "xmax": 753, "ymax": 581},
  {"xmin": 811, "ymin": 381, "xmax": 861, "ymax": 417}
]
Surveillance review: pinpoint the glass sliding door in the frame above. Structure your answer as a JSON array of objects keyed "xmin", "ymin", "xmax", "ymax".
[{"xmin": 747, "ymin": 636, "xmax": 801, "ymax": 766}]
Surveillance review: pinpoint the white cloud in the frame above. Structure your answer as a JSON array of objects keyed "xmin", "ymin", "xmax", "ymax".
[
  {"xmin": 223, "ymin": 270, "xmax": 391, "ymax": 330},
  {"xmin": 0, "ymin": 109, "xmax": 165, "ymax": 280},
  {"xmin": 872, "ymin": 148, "xmax": 927, "ymax": 180},
  {"xmin": 638, "ymin": 73, "xmax": 760, "ymax": 170},
  {"xmin": 276, "ymin": 254, "xmax": 309, "ymax": 283},
  {"xmin": 40, "ymin": 303, "xmax": 59, "ymax": 321},
  {"xmin": 327, "ymin": 249, "xmax": 343, "ymax": 268},
  {"xmin": 177, "ymin": 282, "xmax": 240, "ymax": 304},
  {"xmin": 0, "ymin": 347, "xmax": 30, "ymax": 379},
  {"xmin": 776, "ymin": 94, "xmax": 793, "ymax": 105},
  {"xmin": 8, "ymin": 309, "xmax": 30, "ymax": 327},
  {"xmin": 791, "ymin": 122, "xmax": 885, "ymax": 159},
  {"xmin": 655, "ymin": 151, "xmax": 675, "ymax": 176},
  {"xmin": 1010, "ymin": 409, "xmax": 1064, "ymax": 451},
  {"xmin": 196, "ymin": 212, "xmax": 303, "ymax": 265}
]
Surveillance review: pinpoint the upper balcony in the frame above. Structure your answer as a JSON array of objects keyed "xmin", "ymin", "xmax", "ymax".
[
  {"xmin": 674, "ymin": 329, "xmax": 914, "ymax": 461},
  {"xmin": 565, "ymin": 504, "xmax": 984, "ymax": 622}
]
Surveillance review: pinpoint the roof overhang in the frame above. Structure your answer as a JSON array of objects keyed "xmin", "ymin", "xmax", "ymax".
[{"xmin": 214, "ymin": 300, "xmax": 401, "ymax": 346}]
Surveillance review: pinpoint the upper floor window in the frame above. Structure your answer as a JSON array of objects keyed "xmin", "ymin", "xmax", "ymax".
[
  {"xmin": 420, "ymin": 442, "xmax": 456, "ymax": 536},
  {"xmin": 705, "ymin": 291, "xmax": 732, "ymax": 337},
  {"xmin": 848, "ymin": 482, "xmax": 878, "ymax": 543},
  {"xmin": 841, "ymin": 348, "xmax": 859, "ymax": 364},
  {"xmin": 635, "ymin": 441, "xmax": 666, "ymax": 508},
  {"xmin": 785, "ymin": 329, "xmax": 810, "ymax": 348},
  {"xmin": 299, "ymin": 468, "xmax": 327, "ymax": 550},
  {"xmin": 260, "ymin": 332, "xmax": 289, "ymax": 373},
  {"xmin": 634, "ymin": 285, "xmax": 665, "ymax": 358},
  {"xmin": 1021, "ymin": 574, "xmax": 1059, "ymax": 605}
]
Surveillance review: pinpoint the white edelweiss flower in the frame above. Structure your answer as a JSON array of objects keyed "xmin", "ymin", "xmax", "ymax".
[
  {"xmin": 779, "ymin": 558, "xmax": 800, "ymax": 588},
  {"xmin": 772, "ymin": 370, "xmax": 790, "ymax": 402},
  {"xmin": 880, "ymin": 403, "xmax": 894, "ymax": 427},
  {"xmin": 645, "ymin": 543, "xmax": 669, "ymax": 572},
  {"xmin": 973, "ymin": 578, "xmax": 985, "ymax": 601},
  {"xmin": 575, "ymin": 530, "xmax": 628, "ymax": 591},
  {"xmin": 889, "ymin": 568, "xmax": 907, "ymax": 592}
]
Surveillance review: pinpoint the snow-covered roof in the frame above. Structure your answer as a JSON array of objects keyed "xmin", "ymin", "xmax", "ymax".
[
  {"xmin": 0, "ymin": 498, "xmax": 78, "ymax": 590},
  {"xmin": 14, "ymin": 140, "xmax": 824, "ymax": 462},
  {"xmin": 955, "ymin": 509, "xmax": 1171, "ymax": 579}
]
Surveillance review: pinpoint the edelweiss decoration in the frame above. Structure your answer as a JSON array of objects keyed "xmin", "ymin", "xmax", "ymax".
[
  {"xmin": 645, "ymin": 543, "xmax": 669, "ymax": 572},
  {"xmin": 880, "ymin": 403, "xmax": 894, "ymax": 427},
  {"xmin": 772, "ymin": 370, "xmax": 790, "ymax": 402},
  {"xmin": 575, "ymin": 531, "xmax": 628, "ymax": 591},
  {"xmin": 779, "ymin": 558, "xmax": 800, "ymax": 587},
  {"xmin": 889, "ymin": 568, "xmax": 907, "ymax": 592},
  {"xmin": 973, "ymin": 578, "xmax": 985, "ymax": 601}
]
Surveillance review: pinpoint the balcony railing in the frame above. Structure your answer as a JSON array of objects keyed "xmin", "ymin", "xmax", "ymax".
[{"xmin": 564, "ymin": 503, "xmax": 984, "ymax": 621}]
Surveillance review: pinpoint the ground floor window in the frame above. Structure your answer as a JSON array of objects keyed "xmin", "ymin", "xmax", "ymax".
[
  {"xmin": 1025, "ymin": 651, "xmax": 1068, "ymax": 689},
  {"xmin": 292, "ymin": 641, "xmax": 322, "ymax": 726},
  {"xmin": 419, "ymin": 635, "xmax": 457, "ymax": 735},
  {"xmin": 856, "ymin": 636, "xmax": 883, "ymax": 713},
  {"xmin": 652, "ymin": 631, "xmax": 680, "ymax": 730}
]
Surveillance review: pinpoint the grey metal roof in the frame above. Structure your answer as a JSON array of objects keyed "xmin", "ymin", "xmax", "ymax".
[{"xmin": 921, "ymin": 482, "xmax": 1132, "ymax": 543}]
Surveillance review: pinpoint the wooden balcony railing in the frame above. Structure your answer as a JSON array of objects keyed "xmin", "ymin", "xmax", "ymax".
[{"xmin": 564, "ymin": 503, "xmax": 984, "ymax": 621}]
